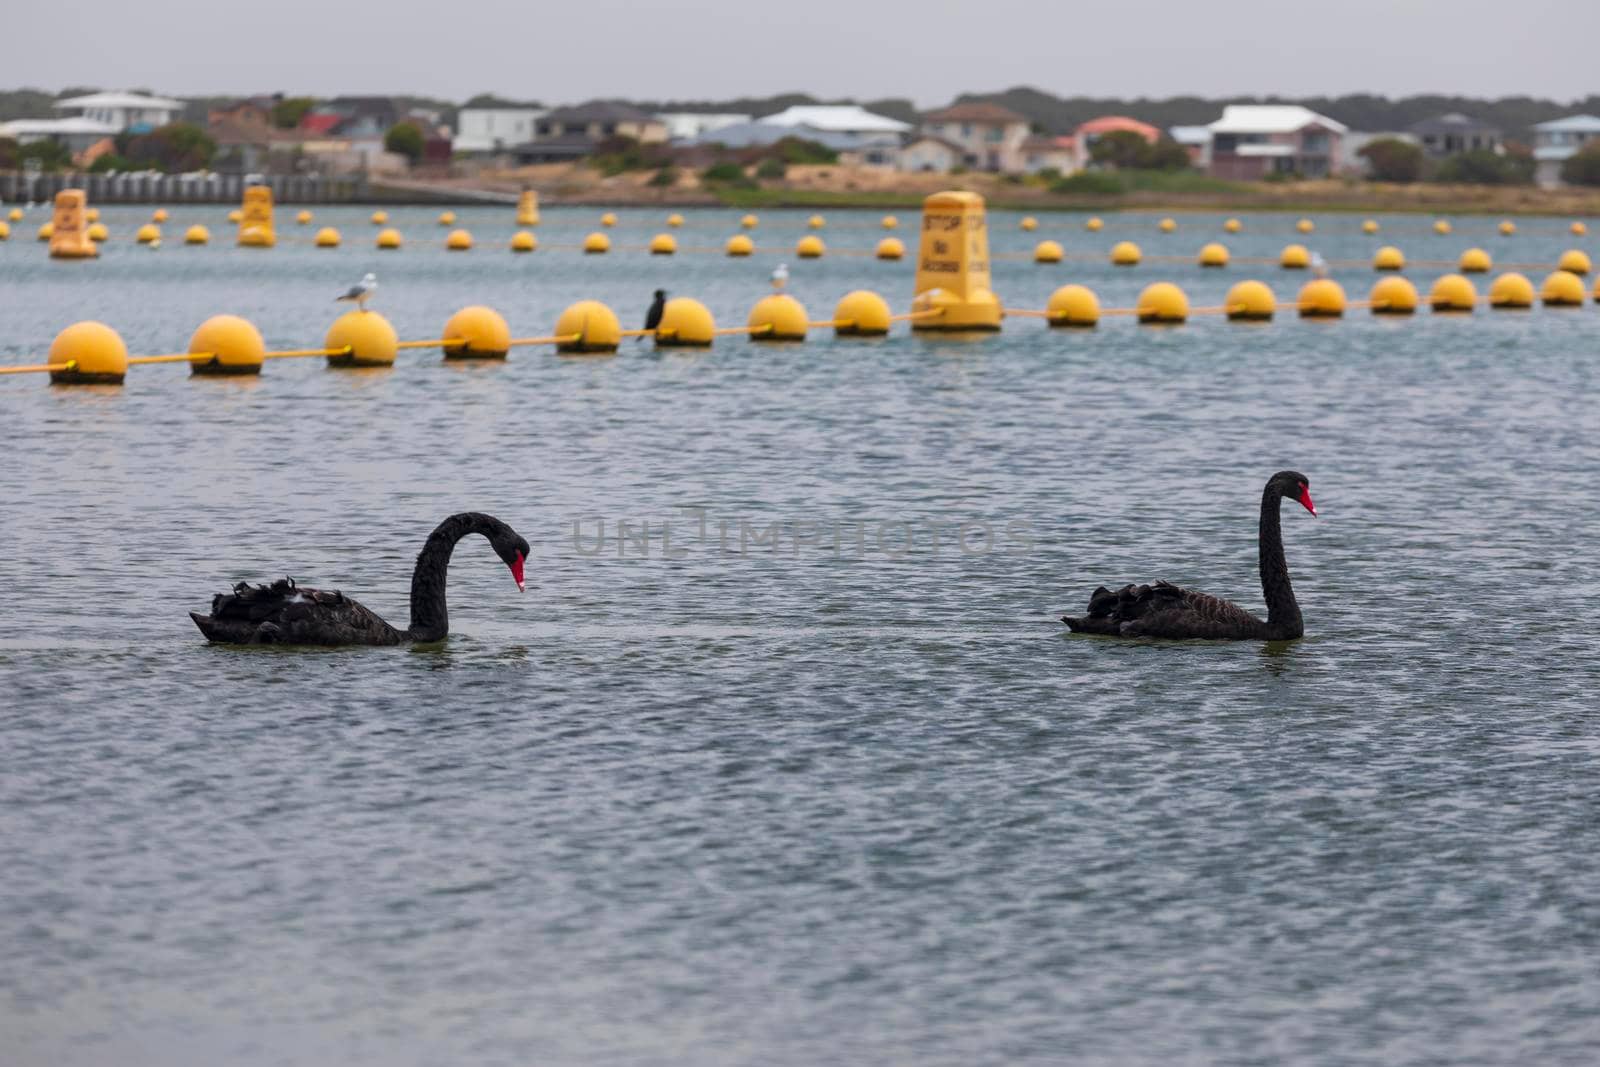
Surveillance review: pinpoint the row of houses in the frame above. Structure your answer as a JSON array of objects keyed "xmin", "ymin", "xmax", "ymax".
[{"xmin": 9, "ymin": 92, "xmax": 1600, "ymax": 189}]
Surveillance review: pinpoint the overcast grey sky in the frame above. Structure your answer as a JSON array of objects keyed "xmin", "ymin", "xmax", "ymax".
[{"xmin": 13, "ymin": 0, "xmax": 1596, "ymax": 105}]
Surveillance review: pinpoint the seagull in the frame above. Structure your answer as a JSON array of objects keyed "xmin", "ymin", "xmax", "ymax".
[
  {"xmin": 771, "ymin": 263, "xmax": 789, "ymax": 291},
  {"xmin": 1309, "ymin": 251, "xmax": 1329, "ymax": 279},
  {"xmin": 640, "ymin": 289, "xmax": 666, "ymax": 343},
  {"xmin": 336, "ymin": 272, "xmax": 378, "ymax": 312}
]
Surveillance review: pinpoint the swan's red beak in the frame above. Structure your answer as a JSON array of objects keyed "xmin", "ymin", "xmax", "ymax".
[
  {"xmin": 1298, "ymin": 485, "xmax": 1317, "ymax": 517},
  {"xmin": 510, "ymin": 552, "xmax": 525, "ymax": 592}
]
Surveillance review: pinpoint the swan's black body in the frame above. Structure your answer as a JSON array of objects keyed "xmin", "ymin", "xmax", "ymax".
[
  {"xmin": 1063, "ymin": 471, "xmax": 1316, "ymax": 641},
  {"xmin": 191, "ymin": 512, "xmax": 529, "ymax": 646}
]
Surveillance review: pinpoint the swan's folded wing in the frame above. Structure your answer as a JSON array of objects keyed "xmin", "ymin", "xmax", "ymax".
[{"xmin": 1121, "ymin": 587, "xmax": 1265, "ymax": 639}]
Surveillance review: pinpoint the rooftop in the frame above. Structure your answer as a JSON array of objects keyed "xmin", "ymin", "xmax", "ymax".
[
  {"xmin": 922, "ymin": 102, "xmax": 1029, "ymax": 125},
  {"xmin": 1169, "ymin": 125, "xmax": 1213, "ymax": 145},
  {"xmin": 1410, "ymin": 113, "xmax": 1500, "ymax": 135},
  {"xmin": 55, "ymin": 91, "xmax": 183, "ymax": 112},
  {"xmin": 1, "ymin": 116, "xmax": 122, "ymax": 136},
  {"xmin": 1076, "ymin": 115, "xmax": 1159, "ymax": 140},
  {"xmin": 1208, "ymin": 105, "xmax": 1347, "ymax": 135},
  {"xmin": 543, "ymin": 100, "xmax": 659, "ymax": 124},
  {"xmin": 1534, "ymin": 114, "xmax": 1600, "ymax": 133},
  {"xmin": 758, "ymin": 105, "xmax": 910, "ymax": 134}
]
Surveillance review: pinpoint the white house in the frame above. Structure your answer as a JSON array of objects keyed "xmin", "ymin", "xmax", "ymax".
[
  {"xmin": 657, "ymin": 112, "xmax": 751, "ymax": 142},
  {"xmin": 53, "ymin": 91, "xmax": 183, "ymax": 133},
  {"xmin": 1206, "ymin": 105, "xmax": 1347, "ymax": 179},
  {"xmin": 454, "ymin": 106, "xmax": 547, "ymax": 154},
  {"xmin": 1533, "ymin": 115, "xmax": 1600, "ymax": 188},
  {"xmin": 0, "ymin": 116, "xmax": 120, "ymax": 152},
  {"xmin": 758, "ymin": 105, "xmax": 911, "ymax": 138}
]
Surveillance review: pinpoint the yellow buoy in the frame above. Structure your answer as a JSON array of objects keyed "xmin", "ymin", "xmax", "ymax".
[
  {"xmin": 833, "ymin": 290, "xmax": 892, "ymax": 336},
  {"xmin": 238, "ymin": 225, "xmax": 275, "ymax": 248},
  {"xmin": 511, "ymin": 230, "xmax": 537, "ymax": 253},
  {"xmin": 666, "ymin": 213, "xmax": 684, "ymax": 228},
  {"xmin": 1225, "ymin": 279, "xmax": 1275, "ymax": 321},
  {"xmin": 297, "ymin": 210, "xmax": 313, "ymax": 225},
  {"xmin": 1046, "ymin": 284, "xmax": 1100, "ymax": 328},
  {"xmin": 1158, "ymin": 217, "xmax": 1177, "ymax": 233},
  {"xmin": 445, "ymin": 228, "xmax": 473, "ymax": 251},
  {"xmin": 911, "ymin": 190, "xmax": 1002, "ymax": 331},
  {"xmin": 1296, "ymin": 218, "xmax": 1314, "ymax": 234},
  {"xmin": 656, "ymin": 297, "xmax": 715, "ymax": 347},
  {"xmin": 325, "ymin": 309, "xmax": 399, "ymax": 367},
  {"xmin": 1557, "ymin": 249, "xmax": 1591, "ymax": 275},
  {"xmin": 48, "ymin": 321, "xmax": 128, "ymax": 385},
  {"xmin": 1457, "ymin": 248, "xmax": 1491, "ymax": 273},
  {"xmin": 152, "ymin": 208, "xmax": 169, "ymax": 223},
  {"xmin": 370, "ymin": 210, "xmax": 388, "ymax": 225},
  {"xmin": 1362, "ymin": 219, "xmax": 1380, "ymax": 234},
  {"xmin": 747, "ymin": 294, "xmax": 809, "ymax": 341},
  {"xmin": 796, "ymin": 234, "xmax": 825, "ymax": 258},
  {"xmin": 1433, "ymin": 219, "xmax": 1452, "ymax": 235},
  {"xmin": 188, "ymin": 314, "xmax": 265, "ymax": 376},
  {"xmin": 1136, "ymin": 282, "xmax": 1188, "ymax": 324},
  {"xmin": 1571, "ymin": 221, "xmax": 1588, "ymax": 236},
  {"xmin": 1298, "ymin": 278, "xmax": 1347, "ymax": 317},
  {"xmin": 87, "ymin": 222, "xmax": 109, "ymax": 242},
  {"xmin": 600, "ymin": 212, "xmax": 617, "ymax": 227},
  {"xmin": 0, "ymin": 220, "xmax": 9, "ymax": 240},
  {"xmin": 807, "ymin": 214, "xmax": 825, "ymax": 230},
  {"xmin": 136, "ymin": 223, "xmax": 160, "ymax": 244},
  {"xmin": 1280, "ymin": 243, "xmax": 1310, "ymax": 269},
  {"xmin": 442, "ymin": 305, "xmax": 511, "ymax": 359},
  {"xmin": 1372, "ymin": 246, "xmax": 1405, "ymax": 271},
  {"xmin": 376, "ymin": 228, "xmax": 402, "ymax": 250},
  {"xmin": 583, "ymin": 231, "xmax": 610, "ymax": 254},
  {"xmin": 1488, "ymin": 272, "xmax": 1534, "ymax": 309},
  {"xmin": 50, "ymin": 190, "xmax": 99, "ymax": 256},
  {"xmin": 1085, "ymin": 216, "xmax": 1103, "ymax": 232},
  {"xmin": 1223, "ymin": 218, "xmax": 1242, "ymax": 233},
  {"xmin": 312, "ymin": 226, "xmax": 340, "ymax": 248},
  {"xmin": 1370, "ymin": 275, "xmax": 1419, "ymax": 315},
  {"xmin": 1020, "ymin": 216, "xmax": 1038, "ymax": 232},
  {"xmin": 1541, "ymin": 270, "xmax": 1585, "ymax": 306},
  {"xmin": 227, "ymin": 209, "xmax": 243, "ymax": 224},
  {"xmin": 1198, "ymin": 242, "xmax": 1229, "ymax": 268},
  {"xmin": 875, "ymin": 237, "xmax": 905, "ymax": 260},
  {"xmin": 6, "ymin": 207, "xmax": 22, "ymax": 222},
  {"xmin": 1498, "ymin": 220, "xmax": 1515, "ymax": 236},
  {"xmin": 37, "ymin": 221, "xmax": 55, "ymax": 241},
  {"xmin": 184, "ymin": 224, "xmax": 209, "ymax": 245},
  {"xmin": 516, "ymin": 189, "xmax": 539, "ymax": 226},
  {"xmin": 1429, "ymin": 273, "xmax": 1478, "ymax": 312},
  {"xmin": 555, "ymin": 300, "xmax": 622, "ymax": 353},
  {"xmin": 649, "ymin": 232, "xmax": 677, "ymax": 255},
  {"xmin": 742, "ymin": 213, "xmax": 759, "ymax": 229},
  {"xmin": 1110, "ymin": 240, "xmax": 1141, "ymax": 266},
  {"xmin": 85, "ymin": 207, "xmax": 100, "ymax": 223},
  {"xmin": 725, "ymin": 233, "xmax": 754, "ymax": 256},
  {"xmin": 438, "ymin": 210, "xmax": 456, "ymax": 226},
  {"xmin": 1033, "ymin": 239, "xmax": 1063, "ymax": 264},
  {"xmin": 881, "ymin": 215, "xmax": 899, "ymax": 230}
]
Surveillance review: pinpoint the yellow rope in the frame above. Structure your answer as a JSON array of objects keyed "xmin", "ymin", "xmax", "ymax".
[
  {"xmin": 0, "ymin": 360, "xmax": 73, "ymax": 376},
  {"xmin": 507, "ymin": 333, "xmax": 582, "ymax": 347},
  {"xmin": 263, "ymin": 346, "xmax": 351, "ymax": 359}
]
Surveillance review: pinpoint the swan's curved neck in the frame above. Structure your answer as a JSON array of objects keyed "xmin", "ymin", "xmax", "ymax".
[
  {"xmin": 406, "ymin": 513, "xmax": 505, "ymax": 642},
  {"xmin": 1259, "ymin": 486, "xmax": 1303, "ymax": 639}
]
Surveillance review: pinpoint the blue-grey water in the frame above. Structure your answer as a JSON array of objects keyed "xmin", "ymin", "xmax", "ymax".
[{"xmin": 2, "ymin": 206, "xmax": 1599, "ymax": 1066}]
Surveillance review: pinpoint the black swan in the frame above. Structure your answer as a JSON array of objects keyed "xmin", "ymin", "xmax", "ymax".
[
  {"xmin": 190, "ymin": 512, "xmax": 529, "ymax": 646},
  {"xmin": 1063, "ymin": 471, "xmax": 1317, "ymax": 640}
]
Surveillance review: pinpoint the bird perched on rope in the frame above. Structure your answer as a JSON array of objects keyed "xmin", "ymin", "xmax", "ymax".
[
  {"xmin": 640, "ymin": 288, "xmax": 666, "ymax": 343},
  {"xmin": 336, "ymin": 272, "xmax": 378, "ymax": 312},
  {"xmin": 771, "ymin": 263, "xmax": 789, "ymax": 291},
  {"xmin": 1309, "ymin": 251, "xmax": 1329, "ymax": 279}
]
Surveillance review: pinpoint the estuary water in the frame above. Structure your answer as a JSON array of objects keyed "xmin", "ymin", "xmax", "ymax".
[{"xmin": 2, "ymin": 206, "xmax": 1599, "ymax": 1065}]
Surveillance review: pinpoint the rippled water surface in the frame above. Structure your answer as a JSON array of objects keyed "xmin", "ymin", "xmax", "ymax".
[{"xmin": 3, "ymin": 206, "xmax": 1599, "ymax": 1065}]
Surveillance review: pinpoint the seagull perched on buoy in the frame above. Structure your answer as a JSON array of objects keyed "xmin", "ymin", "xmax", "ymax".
[
  {"xmin": 771, "ymin": 263, "xmax": 789, "ymax": 291},
  {"xmin": 336, "ymin": 272, "xmax": 378, "ymax": 312},
  {"xmin": 640, "ymin": 288, "xmax": 666, "ymax": 343}
]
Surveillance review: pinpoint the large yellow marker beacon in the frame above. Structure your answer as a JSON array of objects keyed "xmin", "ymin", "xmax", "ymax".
[
  {"xmin": 911, "ymin": 190, "xmax": 1001, "ymax": 331},
  {"xmin": 238, "ymin": 185, "xmax": 276, "ymax": 247},
  {"xmin": 48, "ymin": 189, "xmax": 98, "ymax": 259}
]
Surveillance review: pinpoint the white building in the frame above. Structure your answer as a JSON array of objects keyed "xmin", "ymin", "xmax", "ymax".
[
  {"xmin": 0, "ymin": 116, "xmax": 119, "ymax": 151},
  {"xmin": 758, "ymin": 105, "xmax": 911, "ymax": 138},
  {"xmin": 657, "ymin": 112, "xmax": 751, "ymax": 142},
  {"xmin": 454, "ymin": 107, "xmax": 547, "ymax": 154},
  {"xmin": 1533, "ymin": 115, "xmax": 1600, "ymax": 188},
  {"xmin": 53, "ymin": 91, "xmax": 183, "ymax": 133}
]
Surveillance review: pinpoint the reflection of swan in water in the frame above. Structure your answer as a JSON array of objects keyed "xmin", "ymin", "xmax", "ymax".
[{"xmin": 1063, "ymin": 471, "xmax": 1318, "ymax": 641}]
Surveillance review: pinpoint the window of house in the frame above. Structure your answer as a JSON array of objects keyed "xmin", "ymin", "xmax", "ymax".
[
  {"xmin": 986, "ymin": 126, "xmax": 1003, "ymax": 143},
  {"xmin": 962, "ymin": 124, "xmax": 972, "ymax": 137}
]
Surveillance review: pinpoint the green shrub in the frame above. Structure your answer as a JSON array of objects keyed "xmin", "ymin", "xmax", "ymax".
[
  {"xmin": 648, "ymin": 166, "xmax": 679, "ymax": 188},
  {"xmin": 1052, "ymin": 171, "xmax": 1124, "ymax": 195},
  {"xmin": 755, "ymin": 157, "xmax": 787, "ymax": 180},
  {"xmin": 1560, "ymin": 143, "xmax": 1600, "ymax": 187}
]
